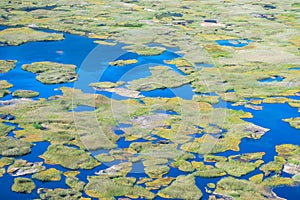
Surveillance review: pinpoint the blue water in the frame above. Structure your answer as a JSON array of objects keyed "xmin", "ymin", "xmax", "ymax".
[
  {"xmin": 274, "ymin": 185, "xmax": 300, "ymax": 200},
  {"xmin": 216, "ymin": 39, "xmax": 252, "ymax": 47},
  {"xmin": 259, "ymin": 76, "xmax": 284, "ymax": 82},
  {"xmin": 288, "ymin": 67, "xmax": 300, "ymax": 70},
  {"xmin": 72, "ymin": 105, "xmax": 95, "ymax": 112},
  {"xmin": 0, "ymin": 25, "xmax": 299, "ymax": 199}
]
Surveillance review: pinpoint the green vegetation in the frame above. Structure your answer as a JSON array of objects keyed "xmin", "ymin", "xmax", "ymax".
[
  {"xmin": 0, "ymin": 137, "xmax": 32, "ymax": 156},
  {"xmin": 0, "ymin": 80, "xmax": 12, "ymax": 98},
  {"xmin": 84, "ymin": 176, "xmax": 155, "ymax": 199},
  {"xmin": 89, "ymin": 81, "xmax": 125, "ymax": 89},
  {"xmin": 12, "ymin": 178, "xmax": 36, "ymax": 193},
  {"xmin": 239, "ymin": 152, "xmax": 266, "ymax": 161},
  {"xmin": 0, "ymin": 80, "xmax": 13, "ymax": 88},
  {"xmin": 158, "ymin": 175, "xmax": 202, "ymax": 199},
  {"xmin": 32, "ymin": 168, "xmax": 62, "ymax": 182},
  {"xmin": 145, "ymin": 177, "xmax": 175, "ymax": 190},
  {"xmin": 109, "ymin": 59, "xmax": 138, "ymax": 66},
  {"xmin": 145, "ymin": 165, "xmax": 170, "ymax": 178},
  {"xmin": 293, "ymin": 173, "xmax": 300, "ymax": 182},
  {"xmin": 193, "ymin": 165, "xmax": 226, "ymax": 178},
  {"xmin": 164, "ymin": 58, "xmax": 195, "ymax": 74},
  {"xmin": 249, "ymin": 173, "xmax": 264, "ymax": 184},
  {"xmin": 260, "ymin": 156, "xmax": 285, "ymax": 176},
  {"xmin": 0, "ymin": 27, "xmax": 64, "ymax": 46},
  {"xmin": 215, "ymin": 160, "xmax": 259, "ymax": 177},
  {"xmin": 39, "ymin": 188, "xmax": 81, "ymax": 200},
  {"xmin": 40, "ymin": 144, "xmax": 100, "ymax": 169},
  {"xmin": 95, "ymin": 153, "xmax": 115, "ymax": 163},
  {"xmin": 127, "ymin": 66, "xmax": 189, "ymax": 91},
  {"xmin": 0, "ymin": 60, "xmax": 16, "ymax": 73},
  {"xmin": 22, "ymin": 62, "xmax": 78, "ymax": 84},
  {"xmin": 0, "ymin": 157, "xmax": 14, "ymax": 168},
  {"xmin": 207, "ymin": 183, "xmax": 215, "ymax": 189},
  {"xmin": 204, "ymin": 155, "xmax": 227, "ymax": 162},
  {"xmin": 126, "ymin": 46, "xmax": 166, "ymax": 56},
  {"xmin": 262, "ymin": 176, "xmax": 295, "ymax": 187},
  {"xmin": 65, "ymin": 176, "xmax": 85, "ymax": 192},
  {"xmin": 0, "ymin": 168, "xmax": 5, "ymax": 177},
  {"xmin": 12, "ymin": 90, "xmax": 39, "ymax": 98},
  {"xmin": 283, "ymin": 117, "xmax": 300, "ymax": 129},
  {"xmin": 0, "ymin": 0, "xmax": 299, "ymax": 198},
  {"xmin": 276, "ymin": 144, "xmax": 300, "ymax": 166},
  {"xmin": 214, "ymin": 177, "xmax": 281, "ymax": 199},
  {"xmin": 0, "ymin": 123, "xmax": 15, "ymax": 137},
  {"xmin": 171, "ymin": 159, "xmax": 194, "ymax": 172}
]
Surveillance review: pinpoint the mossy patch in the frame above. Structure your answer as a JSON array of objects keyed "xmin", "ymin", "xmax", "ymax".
[
  {"xmin": 193, "ymin": 165, "xmax": 227, "ymax": 178},
  {"xmin": 145, "ymin": 177, "xmax": 175, "ymax": 190},
  {"xmin": 204, "ymin": 155, "xmax": 227, "ymax": 162},
  {"xmin": 0, "ymin": 157, "xmax": 14, "ymax": 168},
  {"xmin": 66, "ymin": 176, "xmax": 85, "ymax": 192},
  {"xmin": 0, "ymin": 27, "xmax": 64, "ymax": 46},
  {"xmin": 32, "ymin": 168, "xmax": 62, "ymax": 182},
  {"xmin": 22, "ymin": 62, "xmax": 78, "ymax": 84},
  {"xmin": 249, "ymin": 173, "xmax": 264, "ymax": 184},
  {"xmin": 158, "ymin": 175, "xmax": 202, "ymax": 199},
  {"xmin": 12, "ymin": 178, "xmax": 35, "ymax": 193},
  {"xmin": 260, "ymin": 156, "xmax": 285, "ymax": 176},
  {"xmin": 0, "ymin": 137, "xmax": 32, "ymax": 156},
  {"xmin": 12, "ymin": 90, "xmax": 39, "ymax": 98},
  {"xmin": 109, "ymin": 59, "xmax": 138, "ymax": 66},
  {"xmin": 170, "ymin": 159, "xmax": 195, "ymax": 172},
  {"xmin": 261, "ymin": 176, "xmax": 295, "ymax": 187},
  {"xmin": 164, "ymin": 58, "xmax": 195, "ymax": 74},
  {"xmin": 84, "ymin": 176, "xmax": 155, "ymax": 199},
  {"xmin": 0, "ymin": 123, "xmax": 15, "ymax": 137},
  {"xmin": 89, "ymin": 81, "xmax": 124, "ymax": 89},
  {"xmin": 214, "ymin": 177, "xmax": 280, "ymax": 199},
  {"xmin": 127, "ymin": 66, "xmax": 189, "ymax": 91},
  {"xmin": 283, "ymin": 117, "xmax": 300, "ymax": 129},
  {"xmin": 293, "ymin": 173, "xmax": 300, "ymax": 182},
  {"xmin": 276, "ymin": 144, "xmax": 300, "ymax": 165},
  {"xmin": 145, "ymin": 165, "xmax": 170, "ymax": 178},
  {"xmin": 40, "ymin": 144, "xmax": 100, "ymax": 169},
  {"xmin": 0, "ymin": 80, "xmax": 12, "ymax": 98},
  {"xmin": 39, "ymin": 188, "xmax": 82, "ymax": 199},
  {"xmin": 126, "ymin": 46, "xmax": 166, "ymax": 56},
  {"xmin": 0, "ymin": 60, "xmax": 16, "ymax": 73}
]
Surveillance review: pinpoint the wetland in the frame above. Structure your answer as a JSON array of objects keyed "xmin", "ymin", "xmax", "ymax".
[{"xmin": 0, "ymin": 0, "xmax": 299, "ymax": 200}]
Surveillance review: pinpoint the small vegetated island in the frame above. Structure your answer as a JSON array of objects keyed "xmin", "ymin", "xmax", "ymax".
[{"xmin": 0, "ymin": 0, "xmax": 299, "ymax": 200}]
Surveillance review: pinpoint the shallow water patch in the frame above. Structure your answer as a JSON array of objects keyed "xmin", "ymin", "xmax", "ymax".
[{"xmin": 216, "ymin": 39, "xmax": 252, "ymax": 48}]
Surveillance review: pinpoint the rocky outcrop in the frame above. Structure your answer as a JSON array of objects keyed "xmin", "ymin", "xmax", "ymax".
[
  {"xmin": 283, "ymin": 163, "xmax": 300, "ymax": 175},
  {"xmin": 9, "ymin": 162, "xmax": 45, "ymax": 176}
]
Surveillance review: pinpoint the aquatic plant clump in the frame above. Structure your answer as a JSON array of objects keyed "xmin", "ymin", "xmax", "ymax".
[
  {"xmin": 0, "ymin": 60, "xmax": 16, "ymax": 73},
  {"xmin": 89, "ymin": 81, "xmax": 125, "ymax": 89},
  {"xmin": 109, "ymin": 59, "xmax": 138, "ymax": 66},
  {"xmin": 11, "ymin": 178, "xmax": 36, "ymax": 193},
  {"xmin": 32, "ymin": 168, "xmax": 62, "ymax": 182},
  {"xmin": 12, "ymin": 90, "xmax": 39, "ymax": 98},
  {"xmin": 84, "ymin": 176, "xmax": 155, "ymax": 199},
  {"xmin": 22, "ymin": 62, "xmax": 78, "ymax": 84},
  {"xmin": 157, "ymin": 175, "xmax": 202, "ymax": 199},
  {"xmin": 126, "ymin": 46, "xmax": 166, "ymax": 56},
  {"xmin": 40, "ymin": 144, "xmax": 100, "ymax": 169},
  {"xmin": 0, "ymin": 80, "xmax": 12, "ymax": 98},
  {"xmin": 214, "ymin": 177, "xmax": 282, "ymax": 199},
  {"xmin": 0, "ymin": 137, "xmax": 32, "ymax": 156},
  {"xmin": 38, "ymin": 188, "xmax": 82, "ymax": 199},
  {"xmin": 127, "ymin": 66, "xmax": 189, "ymax": 91},
  {"xmin": 0, "ymin": 27, "xmax": 64, "ymax": 46}
]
